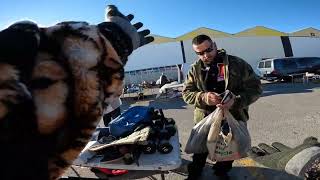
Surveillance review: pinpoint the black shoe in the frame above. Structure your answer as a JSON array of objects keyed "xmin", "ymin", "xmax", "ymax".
[
  {"xmin": 186, "ymin": 163, "xmax": 202, "ymax": 180},
  {"xmin": 185, "ymin": 172, "xmax": 202, "ymax": 180},
  {"xmin": 185, "ymin": 174, "xmax": 200, "ymax": 180},
  {"xmin": 212, "ymin": 161, "xmax": 233, "ymax": 180},
  {"xmin": 214, "ymin": 172, "xmax": 230, "ymax": 180}
]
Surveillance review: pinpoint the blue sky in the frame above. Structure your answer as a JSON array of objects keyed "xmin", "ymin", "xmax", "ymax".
[{"xmin": 1, "ymin": 0, "xmax": 319, "ymax": 38}]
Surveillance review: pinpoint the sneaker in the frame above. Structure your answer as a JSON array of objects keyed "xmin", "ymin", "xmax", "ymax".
[{"xmin": 92, "ymin": 167, "xmax": 128, "ymax": 177}]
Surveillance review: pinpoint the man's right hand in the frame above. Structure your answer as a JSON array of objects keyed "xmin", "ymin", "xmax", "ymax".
[
  {"xmin": 98, "ymin": 5, "xmax": 154, "ymax": 63},
  {"xmin": 202, "ymin": 92, "xmax": 222, "ymax": 106}
]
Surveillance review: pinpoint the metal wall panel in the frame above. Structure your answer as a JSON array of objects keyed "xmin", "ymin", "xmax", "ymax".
[{"xmin": 290, "ymin": 37, "xmax": 320, "ymax": 57}]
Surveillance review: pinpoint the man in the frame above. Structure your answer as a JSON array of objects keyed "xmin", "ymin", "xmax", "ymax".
[{"xmin": 182, "ymin": 34, "xmax": 262, "ymax": 179}]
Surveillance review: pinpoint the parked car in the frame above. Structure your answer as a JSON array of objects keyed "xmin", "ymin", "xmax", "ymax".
[{"xmin": 257, "ymin": 57, "xmax": 320, "ymax": 81}]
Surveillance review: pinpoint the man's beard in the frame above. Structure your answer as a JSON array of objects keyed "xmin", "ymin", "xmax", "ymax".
[{"xmin": 202, "ymin": 57, "xmax": 214, "ymax": 65}]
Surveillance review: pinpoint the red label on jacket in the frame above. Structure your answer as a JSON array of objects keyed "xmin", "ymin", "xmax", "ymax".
[{"xmin": 217, "ymin": 63, "xmax": 225, "ymax": 82}]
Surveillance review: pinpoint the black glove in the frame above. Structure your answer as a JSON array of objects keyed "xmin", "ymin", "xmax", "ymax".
[
  {"xmin": 249, "ymin": 137, "xmax": 320, "ymax": 179},
  {"xmin": 0, "ymin": 22, "xmax": 40, "ymax": 83},
  {"xmin": 98, "ymin": 5, "xmax": 154, "ymax": 64}
]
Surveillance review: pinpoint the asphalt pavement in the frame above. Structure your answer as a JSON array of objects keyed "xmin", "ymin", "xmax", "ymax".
[{"xmin": 66, "ymin": 81, "xmax": 320, "ymax": 180}]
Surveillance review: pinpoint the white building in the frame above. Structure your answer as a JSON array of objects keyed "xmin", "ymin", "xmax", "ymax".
[{"xmin": 124, "ymin": 26, "xmax": 320, "ymax": 85}]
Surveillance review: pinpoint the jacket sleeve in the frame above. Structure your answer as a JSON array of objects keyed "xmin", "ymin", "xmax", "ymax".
[
  {"xmin": 182, "ymin": 66, "xmax": 207, "ymax": 108},
  {"xmin": 232, "ymin": 60, "xmax": 263, "ymax": 109}
]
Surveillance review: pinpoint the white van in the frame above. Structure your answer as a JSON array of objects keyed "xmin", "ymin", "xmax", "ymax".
[{"xmin": 257, "ymin": 57, "xmax": 320, "ymax": 81}]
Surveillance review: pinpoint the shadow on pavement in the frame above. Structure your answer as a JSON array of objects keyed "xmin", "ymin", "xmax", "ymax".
[
  {"xmin": 121, "ymin": 97, "xmax": 187, "ymax": 111},
  {"xmin": 66, "ymin": 162, "xmax": 302, "ymax": 180},
  {"xmin": 65, "ymin": 155, "xmax": 305, "ymax": 179},
  {"xmin": 261, "ymin": 82, "xmax": 320, "ymax": 97},
  {"xmin": 148, "ymin": 97, "xmax": 187, "ymax": 110},
  {"xmin": 173, "ymin": 160, "xmax": 302, "ymax": 180}
]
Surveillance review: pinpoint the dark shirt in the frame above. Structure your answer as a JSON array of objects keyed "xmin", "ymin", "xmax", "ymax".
[
  {"xmin": 201, "ymin": 57, "xmax": 225, "ymax": 94},
  {"xmin": 201, "ymin": 57, "xmax": 226, "ymax": 112}
]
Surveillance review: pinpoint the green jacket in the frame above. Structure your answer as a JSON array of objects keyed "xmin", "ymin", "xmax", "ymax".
[{"xmin": 182, "ymin": 50, "xmax": 262, "ymax": 123}]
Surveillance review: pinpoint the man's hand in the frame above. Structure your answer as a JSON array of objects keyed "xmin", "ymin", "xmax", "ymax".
[
  {"xmin": 98, "ymin": 5, "xmax": 154, "ymax": 63},
  {"xmin": 216, "ymin": 97, "xmax": 235, "ymax": 110},
  {"xmin": 216, "ymin": 90, "xmax": 235, "ymax": 110},
  {"xmin": 202, "ymin": 92, "xmax": 222, "ymax": 106},
  {"xmin": 105, "ymin": 5, "xmax": 154, "ymax": 50}
]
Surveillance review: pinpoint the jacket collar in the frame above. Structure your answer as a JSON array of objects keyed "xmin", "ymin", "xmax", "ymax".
[{"xmin": 194, "ymin": 49, "xmax": 229, "ymax": 91}]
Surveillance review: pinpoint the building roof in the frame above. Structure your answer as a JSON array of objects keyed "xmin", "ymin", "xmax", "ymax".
[
  {"xmin": 149, "ymin": 26, "xmax": 319, "ymax": 44},
  {"xmin": 150, "ymin": 34, "xmax": 176, "ymax": 44},
  {"xmin": 175, "ymin": 27, "xmax": 232, "ymax": 41},
  {"xmin": 234, "ymin": 26, "xmax": 287, "ymax": 37},
  {"xmin": 289, "ymin": 27, "xmax": 320, "ymax": 37}
]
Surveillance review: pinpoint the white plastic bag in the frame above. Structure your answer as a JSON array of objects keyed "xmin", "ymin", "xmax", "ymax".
[
  {"xmin": 207, "ymin": 109, "xmax": 251, "ymax": 162},
  {"xmin": 185, "ymin": 108, "xmax": 223, "ymax": 154}
]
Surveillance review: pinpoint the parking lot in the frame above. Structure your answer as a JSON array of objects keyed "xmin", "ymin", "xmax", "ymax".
[{"xmin": 66, "ymin": 81, "xmax": 320, "ymax": 179}]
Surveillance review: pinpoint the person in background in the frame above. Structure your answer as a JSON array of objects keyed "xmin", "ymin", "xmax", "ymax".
[
  {"xmin": 159, "ymin": 72, "xmax": 169, "ymax": 87},
  {"xmin": 182, "ymin": 34, "xmax": 262, "ymax": 180}
]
